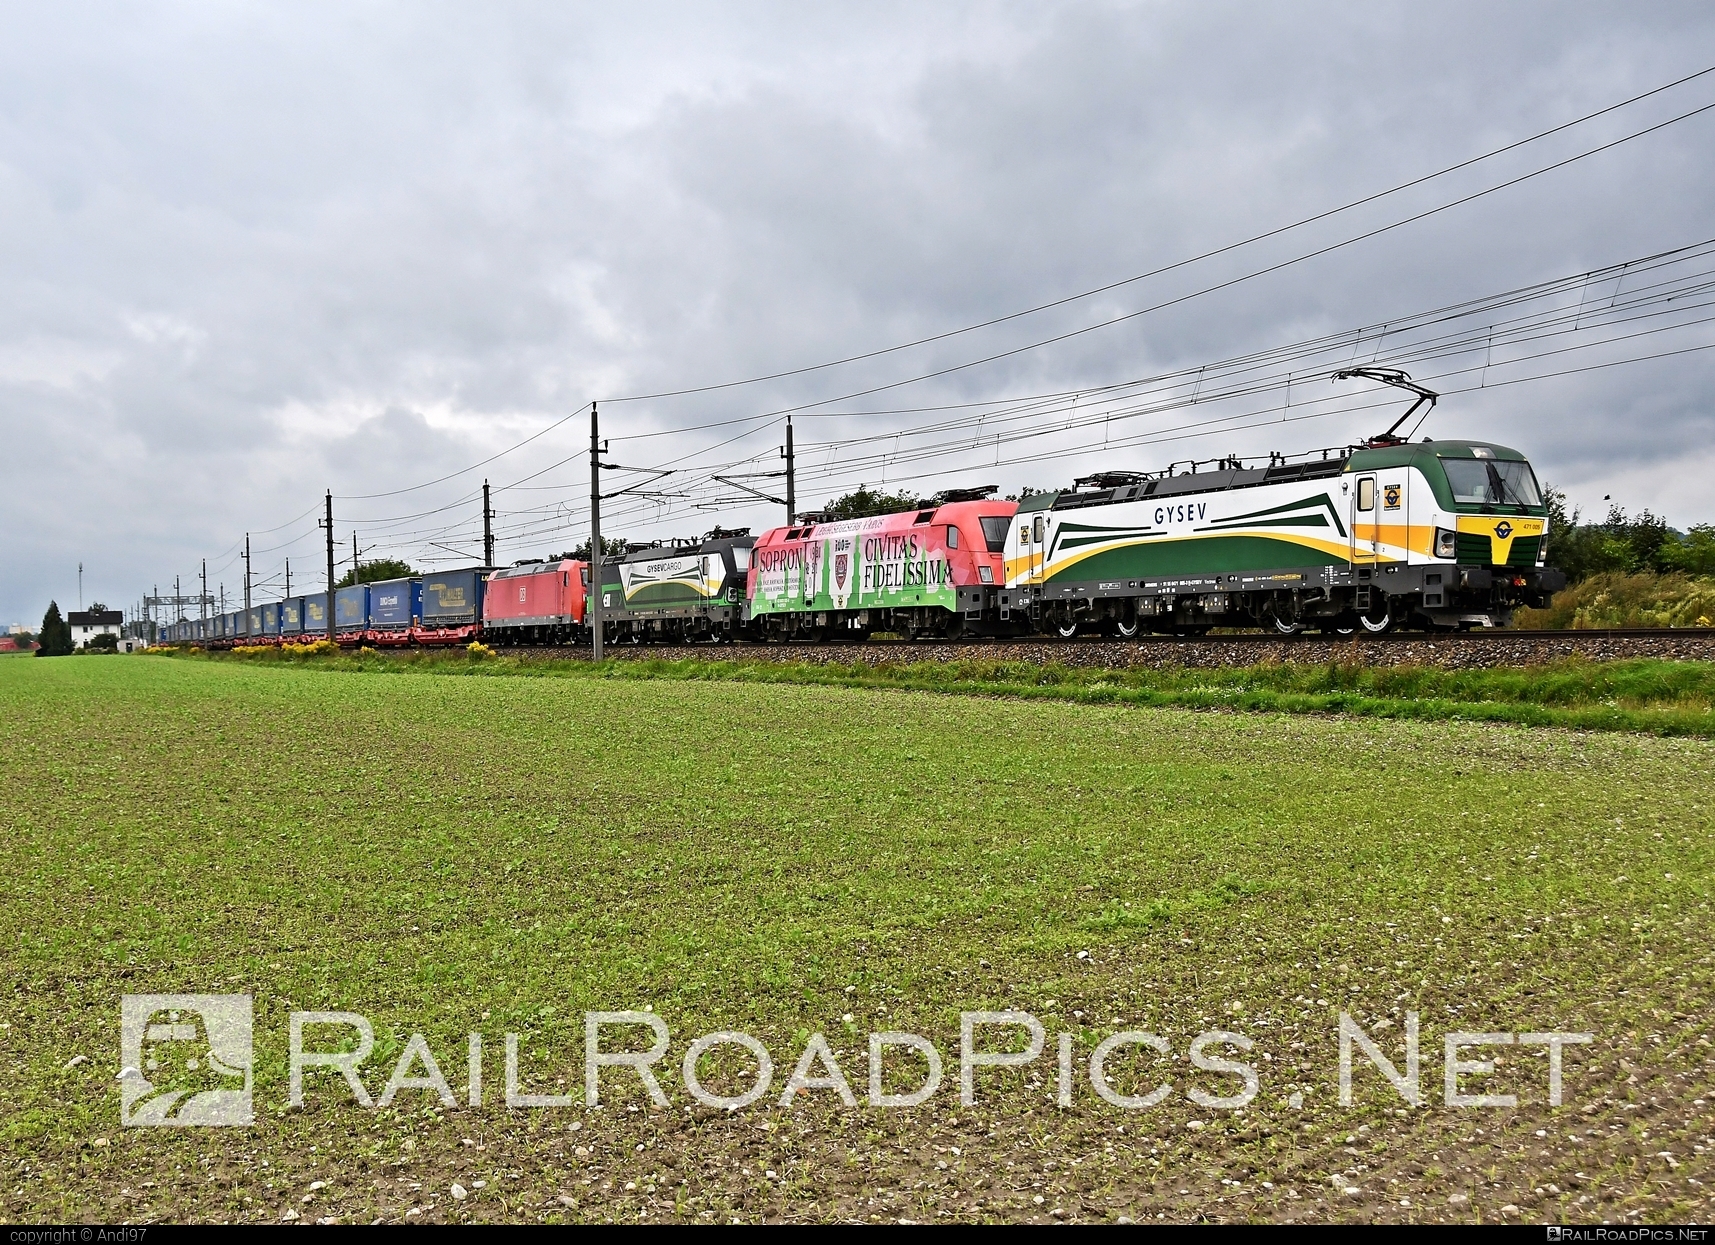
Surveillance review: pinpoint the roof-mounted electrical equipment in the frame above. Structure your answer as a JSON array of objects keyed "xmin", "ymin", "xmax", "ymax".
[{"xmin": 1332, "ymin": 367, "xmax": 1438, "ymax": 447}]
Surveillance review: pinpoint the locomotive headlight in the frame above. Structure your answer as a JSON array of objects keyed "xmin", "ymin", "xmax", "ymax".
[
  {"xmin": 979, "ymin": 565, "xmax": 994, "ymax": 583},
  {"xmin": 1434, "ymin": 528, "xmax": 1457, "ymax": 559}
]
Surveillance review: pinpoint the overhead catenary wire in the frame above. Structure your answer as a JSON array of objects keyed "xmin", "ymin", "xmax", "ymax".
[
  {"xmin": 597, "ymin": 61, "xmax": 1715, "ymax": 406},
  {"xmin": 226, "ymin": 59, "xmax": 1715, "ymax": 532},
  {"xmin": 176, "ymin": 77, "xmax": 1715, "ymax": 592}
]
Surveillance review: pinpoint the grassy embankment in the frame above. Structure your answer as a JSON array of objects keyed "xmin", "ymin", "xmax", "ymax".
[
  {"xmin": 1, "ymin": 655, "xmax": 1711, "ymax": 1224},
  {"xmin": 184, "ymin": 643, "xmax": 1715, "ymax": 737},
  {"xmin": 1515, "ymin": 571, "xmax": 1715, "ymax": 630}
]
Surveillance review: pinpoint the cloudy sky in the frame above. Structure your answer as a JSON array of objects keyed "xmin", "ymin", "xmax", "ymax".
[{"xmin": 3, "ymin": 1, "xmax": 1713, "ymax": 624}]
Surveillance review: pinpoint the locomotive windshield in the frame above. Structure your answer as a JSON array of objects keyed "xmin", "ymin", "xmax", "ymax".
[
  {"xmin": 1442, "ymin": 458, "xmax": 1542, "ymax": 507},
  {"xmin": 979, "ymin": 516, "xmax": 1010, "ymax": 552}
]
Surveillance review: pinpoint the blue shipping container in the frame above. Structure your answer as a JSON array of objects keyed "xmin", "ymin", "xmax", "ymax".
[
  {"xmin": 281, "ymin": 598, "xmax": 303, "ymax": 635},
  {"xmin": 367, "ymin": 577, "xmax": 420, "ymax": 630},
  {"xmin": 303, "ymin": 592, "xmax": 329, "ymax": 633},
  {"xmin": 421, "ymin": 569, "xmax": 485, "ymax": 625},
  {"xmin": 262, "ymin": 603, "xmax": 281, "ymax": 636},
  {"xmin": 335, "ymin": 585, "xmax": 369, "ymax": 630},
  {"xmin": 247, "ymin": 606, "xmax": 264, "ymax": 635}
]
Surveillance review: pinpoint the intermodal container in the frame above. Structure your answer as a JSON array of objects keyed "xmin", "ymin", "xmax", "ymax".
[
  {"xmin": 303, "ymin": 592, "xmax": 329, "ymax": 635},
  {"xmin": 421, "ymin": 569, "xmax": 485, "ymax": 626},
  {"xmin": 281, "ymin": 597, "xmax": 303, "ymax": 636},
  {"xmin": 261, "ymin": 603, "xmax": 282, "ymax": 636},
  {"xmin": 366, "ymin": 577, "xmax": 420, "ymax": 631},
  {"xmin": 335, "ymin": 585, "xmax": 369, "ymax": 631}
]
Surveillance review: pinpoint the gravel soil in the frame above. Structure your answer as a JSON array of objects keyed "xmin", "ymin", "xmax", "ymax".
[{"xmin": 518, "ymin": 630, "xmax": 1715, "ymax": 671}]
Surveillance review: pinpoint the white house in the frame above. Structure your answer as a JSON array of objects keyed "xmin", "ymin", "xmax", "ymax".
[{"xmin": 68, "ymin": 608, "xmax": 123, "ymax": 649}]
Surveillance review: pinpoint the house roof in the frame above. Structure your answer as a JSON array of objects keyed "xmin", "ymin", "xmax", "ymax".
[{"xmin": 68, "ymin": 611, "xmax": 123, "ymax": 626}]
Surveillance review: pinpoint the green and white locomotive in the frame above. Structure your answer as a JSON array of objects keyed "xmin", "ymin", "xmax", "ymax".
[{"xmin": 1001, "ymin": 372, "xmax": 1564, "ymax": 635}]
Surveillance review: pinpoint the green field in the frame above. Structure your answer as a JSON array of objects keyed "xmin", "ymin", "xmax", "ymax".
[{"xmin": 2, "ymin": 655, "xmax": 1711, "ymax": 1223}]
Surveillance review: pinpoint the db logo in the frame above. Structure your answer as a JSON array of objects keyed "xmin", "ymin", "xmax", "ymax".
[{"xmin": 120, "ymin": 994, "xmax": 253, "ymax": 1126}]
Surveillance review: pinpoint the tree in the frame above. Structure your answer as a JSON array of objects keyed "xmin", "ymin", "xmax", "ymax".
[
  {"xmin": 813, "ymin": 485, "xmax": 924, "ymax": 522},
  {"xmin": 1541, "ymin": 488, "xmax": 1712, "ymax": 583},
  {"xmin": 334, "ymin": 558, "xmax": 415, "ymax": 589},
  {"xmin": 1662, "ymin": 524, "xmax": 1715, "ymax": 576},
  {"xmin": 36, "ymin": 601, "xmax": 72, "ymax": 657},
  {"xmin": 556, "ymin": 537, "xmax": 629, "ymax": 563},
  {"xmin": 86, "ymin": 632, "xmax": 119, "ymax": 652}
]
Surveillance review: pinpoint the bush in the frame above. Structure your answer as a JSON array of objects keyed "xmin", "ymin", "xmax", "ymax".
[
  {"xmin": 1515, "ymin": 571, "xmax": 1715, "ymax": 629},
  {"xmin": 466, "ymin": 641, "xmax": 495, "ymax": 659},
  {"xmin": 83, "ymin": 632, "xmax": 119, "ymax": 652}
]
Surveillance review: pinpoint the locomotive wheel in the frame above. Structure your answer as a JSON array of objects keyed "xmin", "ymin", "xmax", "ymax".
[
  {"xmin": 1114, "ymin": 616, "xmax": 1141, "ymax": 639},
  {"xmin": 1053, "ymin": 618, "xmax": 1079, "ymax": 639},
  {"xmin": 1271, "ymin": 615, "xmax": 1304, "ymax": 635},
  {"xmin": 1358, "ymin": 608, "xmax": 1393, "ymax": 634}
]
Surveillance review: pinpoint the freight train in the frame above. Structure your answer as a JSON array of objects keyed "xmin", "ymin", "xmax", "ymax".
[{"xmin": 159, "ymin": 383, "xmax": 1566, "ymax": 646}]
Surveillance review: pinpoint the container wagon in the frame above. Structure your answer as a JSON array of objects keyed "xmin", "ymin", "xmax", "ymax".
[
  {"xmin": 365, "ymin": 577, "xmax": 420, "ymax": 647},
  {"xmin": 415, "ymin": 568, "xmax": 488, "ymax": 646},
  {"xmin": 334, "ymin": 585, "xmax": 369, "ymax": 646}
]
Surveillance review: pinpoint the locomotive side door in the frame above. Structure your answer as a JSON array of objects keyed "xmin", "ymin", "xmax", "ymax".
[
  {"xmin": 1350, "ymin": 474, "xmax": 1379, "ymax": 564},
  {"xmin": 1380, "ymin": 470, "xmax": 1407, "ymax": 563}
]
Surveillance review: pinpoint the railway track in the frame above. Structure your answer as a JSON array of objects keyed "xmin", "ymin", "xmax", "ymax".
[{"xmin": 510, "ymin": 627, "xmax": 1715, "ymax": 670}]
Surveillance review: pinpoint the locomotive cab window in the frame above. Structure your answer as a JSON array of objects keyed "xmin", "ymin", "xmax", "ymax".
[
  {"xmin": 980, "ymin": 516, "xmax": 1011, "ymax": 552},
  {"xmin": 1357, "ymin": 477, "xmax": 1376, "ymax": 512},
  {"xmin": 1032, "ymin": 515, "xmax": 1045, "ymax": 543},
  {"xmin": 732, "ymin": 546, "xmax": 751, "ymax": 572}
]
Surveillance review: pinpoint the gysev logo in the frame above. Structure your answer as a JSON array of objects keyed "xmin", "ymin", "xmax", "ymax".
[
  {"xmin": 1494, "ymin": 520, "xmax": 1513, "ymax": 539},
  {"xmin": 120, "ymin": 994, "xmax": 253, "ymax": 1126}
]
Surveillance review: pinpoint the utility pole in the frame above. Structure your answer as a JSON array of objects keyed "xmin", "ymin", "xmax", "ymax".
[
  {"xmin": 243, "ymin": 535, "xmax": 252, "ymax": 616},
  {"xmin": 220, "ymin": 584, "xmax": 226, "ymax": 613},
  {"xmin": 352, "ymin": 531, "xmax": 359, "ymax": 581},
  {"xmin": 175, "ymin": 574, "xmax": 182, "ymax": 622},
  {"xmin": 324, "ymin": 490, "xmax": 336, "ymax": 641},
  {"xmin": 285, "ymin": 557, "xmax": 291, "ymax": 598},
  {"xmin": 785, "ymin": 415, "xmax": 796, "ymax": 525},
  {"xmin": 78, "ymin": 562, "xmax": 84, "ymax": 610},
  {"xmin": 200, "ymin": 559, "xmax": 208, "ymax": 623},
  {"xmin": 589, "ymin": 402, "xmax": 603, "ymax": 663},
  {"xmin": 483, "ymin": 480, "xmax": 494, "ymax": 568}
]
